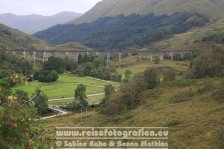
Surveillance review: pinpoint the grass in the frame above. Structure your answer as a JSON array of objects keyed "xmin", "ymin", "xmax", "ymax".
[
  {"xmin": 115, "ymin": 57, "xmax": 190, "ymax": 74},
  {"xmin": 41, "ymin": 75, "xmax": 224, "ymax": 149},
  {"xmin": 13, "ymin": 74, "xmax": 118, "ymax": 99},
  {"xmin": 149, "ymin": 19, "xmax": 224, "ymax": 50},
  {"xmin": 48, "ymin": 94, "xmax": 104, "ymax": 105}
]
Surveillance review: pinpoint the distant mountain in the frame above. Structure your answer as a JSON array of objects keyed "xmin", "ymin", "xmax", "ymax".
[
  {"xmin": 0, "ymin": 12, "xmax": 82, "ymax": 34},
  {"xmin": 0, "ymin": 23, "xmax": 91, "ymax": 51},
  {"xmin": 72, "ymin": 0, "xmax": 224, "ymax": 24},
  {"xmin": 34, "ymin": 0, "xmax": 224, "ymax": 50}
]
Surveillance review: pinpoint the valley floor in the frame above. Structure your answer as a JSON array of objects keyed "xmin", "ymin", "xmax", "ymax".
[{"xmin": 42, "ymin": 76, "xmax": 224, "ymax": 148}]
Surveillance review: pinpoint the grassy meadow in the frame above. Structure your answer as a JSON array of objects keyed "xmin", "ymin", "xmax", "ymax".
[
  {"xmin": 40, "ymin": 58, "xmax": 224, "ymax": 148},
  {"xmin": 48, "ymin": 94, "xmax": 104, "ymax": 105},
  {"xmin": 13, "ymin": 74, "xmax": 118, "ymax": 99},
  {"xmin": 42, "ymin": 75, "xmax": 224, "ymax": 148}
]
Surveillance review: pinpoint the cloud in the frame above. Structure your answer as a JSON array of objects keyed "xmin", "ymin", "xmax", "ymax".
[{"xmin": 0, "ymin": 0, "xmax": 102, "ymax": 15}]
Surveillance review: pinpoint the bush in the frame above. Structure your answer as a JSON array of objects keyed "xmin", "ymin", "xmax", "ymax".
[
  {"xmin": 68, "ymin": 101, "xmax": 85, "ymax": 112},
  {"xmin": 43, "ymin": 56, "xmax": 65, "ymax": 73},
  {"xmin": 34, "ymin": 70, "xmax": 59, "ymax": 83},
  {"xmin": 170, "ymin": 92, "xmax": 194, "ymax": 103},
  {"xmin": 213, "ymin": 127, "xmax": 224, "ymax": 149},
  {"xmin": 197, "ymin": 84, "xmax": 214, "ymax": 94},
  {"xmin": 102, "ymin": 77, "xmax": 147, "ymax": 116},
  {"xmin": 13, "ymin": 90, "xmax": 29, "ymax": 101},
  {"xmin": 153, "ymin": 56, "xmax": 160, "ymax": 64},
  {"xmin": 190, "ymin": 49, "xmax": 224, "ymax": 78},
  {"xmin": 212, "ymin": 86, "xmax": 224, "ymax": 102},
  {"xmin": 0, "ymin": 102, "xmax": 52, "ymax": 148},
  {"xmin": 163, "ymin": 119, "xmax": 182, "ymax": 127},
  {"xmin": 75, "ymin": 84, "xmax": 88, "ymax": 107},
  {"xmin": 32, "ymin": 88, "xmax": 48, "ymax": 115},
  {"xmin": 144, "ymin": 69, "xmax": 158, "ymax": 89}
]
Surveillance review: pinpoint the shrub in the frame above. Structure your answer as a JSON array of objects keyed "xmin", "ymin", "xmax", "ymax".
[
  {"xmin": 190, "ymin": 49, "xmax": 224, "ymax": 78},
  {"xmin": 43, "ymin": 56, "xmax": 65, "ymax": 73},
  {"xmin": 170, "ymin": 92, "xmax": 194, "ymax": 103},
  {"xmin": 212, "ymin": 86, "xmax": 224, "ymax": 102},
  {"xmin": 144, "ymin": 69, "xmax": 158, "ymax": 89},
  {"xmin": 75, "ymin": 84, "xmax": 88, "ymax": 107},
  {"xmin": 68, "ymin": 101, "xmax": 85, "ymax": 112},
  {"xmin": 102, "ymin": 77, "xmax": 147, "ymax": 116},
  {"xmin": 32, "ymin": 88, "xmax": 48, "ymax": 115},
  {"xmin": 13, "ymin": 90, "xmax": 29, "ymax": 101},
  {"xmin": 163, "ymin": 119, "xmax": 182, "ymax": 127},
  {"xmin": 34, "ymin": 70, "xmax": 59, "ymax": 83},
  {"xmin": 197, "ymin": 84, "xmax": 214, "ymax": 94},
  {"xmin": 154, "ymin": 56, "xmax": 160, "ymax": 64},
  {"xmin": 0, "ymin": 102, "xmax": 52, "ymax": 148},
  {"xmin": 213, "ymin": 127, "xmax": 224, "ymax": 149}
]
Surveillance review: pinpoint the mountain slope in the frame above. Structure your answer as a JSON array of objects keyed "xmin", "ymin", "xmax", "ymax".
[
  {"xmin": 34, "ymin": 12, "xmax": 209, "ymax": 50},
  {"xmin": 147, "ymin": 19, "xmax": 224, "ymax": 50},
  {"xmin": 0, "ymin": 24, "xmax": 91, "ymax": 51},
  {"xmin": 0, "ymin": 23, "xmax": 49, "ymax": 50},
  {"xmin": 0, "ymin": 12, "xmax": 82, "ymax": 34},
  {"xmin": 72, "ymin": 0, "xmax": 224, "ymax": 24}
]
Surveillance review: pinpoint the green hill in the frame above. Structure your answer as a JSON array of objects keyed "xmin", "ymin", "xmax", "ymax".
[
  {"xmin": 0, "ymin": 24, "xmax": 91, "ymax": 51},
  {"xmin": 72, "ymin": 0, "xmax": 224, "ymax": 24},
  {"xmin": 0, "ymin": 23, "xmax": 49, "ymax": 50},
  {"xmin": 34, "ymin": 0, "xmax": 224, "ymax": 50},
  {"xmin": 42, "ymin": 64, "xmax": 224, "ymax": 148},
  {"xmin": 34, "ymin": 12, "xmax": 209, "ymax": 50},
  {"xmin": 147, "ymin": 19, "xmax": 224, "ymax": 50}
]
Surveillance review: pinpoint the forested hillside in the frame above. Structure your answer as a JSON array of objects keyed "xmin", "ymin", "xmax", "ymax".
[{"xmin": 34, "ymin": 12, "xmax": 209, "ymax": 50}]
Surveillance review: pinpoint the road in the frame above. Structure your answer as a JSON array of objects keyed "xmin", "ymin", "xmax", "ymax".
[{"xmin": 41, "ymin": 93, "xmax": 104, "ymax": 120}]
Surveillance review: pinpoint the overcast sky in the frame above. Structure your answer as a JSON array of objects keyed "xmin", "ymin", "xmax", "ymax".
[{"xmin": 0, "ymin": 0, "xmax": 102, "ymax": 16}]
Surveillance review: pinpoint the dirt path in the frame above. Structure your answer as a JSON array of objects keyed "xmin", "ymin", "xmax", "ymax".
[{"xmin": 48, "ymin": 92, "xmax": 104, "ymax": 101}]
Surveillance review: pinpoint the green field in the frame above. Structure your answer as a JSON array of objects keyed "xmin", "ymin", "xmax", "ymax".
[
  {"xmin": 13, "ymin": 74, "xmax": 118, "ymax": 99},
  {"xmin": 48, "ymin": 94, "xmax": 104, "ymax": 105}
]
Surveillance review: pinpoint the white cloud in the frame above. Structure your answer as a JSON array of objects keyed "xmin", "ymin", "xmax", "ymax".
[{"xmin": 0, "ymin": 0, "xmax": 102, "ymax": 15}]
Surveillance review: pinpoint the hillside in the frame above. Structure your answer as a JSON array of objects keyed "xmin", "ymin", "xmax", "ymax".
[
  {"xmin": 72, "ymin": 0, "xmax": 224, "ymax": 24},
  {"xmin": 42, "ymin": 63, "xmax": 224, "ymax": 148},
  {"xmin": 0, "ymin": 12, "xmax": 82, "ymax": 34},
  {"xmin": 0, "ymin": 24, "xmax": 91, "ymax": 51},
  {"xmin": 0, "ymin": 23, "xmax": 49, "ymax": 50},
  {"xmin": 147, "ymin": 19, "xmax": 224, "ymax": 50},
  {"xmin": 34, "ymin": 12, "xmax": 209, "ymax": 50}
]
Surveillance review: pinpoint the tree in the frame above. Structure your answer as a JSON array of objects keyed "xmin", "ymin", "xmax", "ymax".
[
  {"xmin": 82, "ymin": 53, "xmax": 88, "ymax": 63},
  {"xmin": 0, "ymin": 101, "xmax": 52, "ymax": 148},
  {"xmin": 34, "ymin": 70, "xmax": 59, "ymax": 83},
  {"xmin": 14, "ymin": 90, "xmax": 29, "ymax": 101},
  {"xmin": 190, "ymin": 49, "xmax": 224, "ymax": 78},
  {"xmin": 124, "ymin": 70, "xmax": 132, "ymax": 81},
  {"xmin": 78, "ymin": 54, "xmax": 83, "ymax": 64},
  {"xmin": 64, "ymin": 58, "xmax": 77, "ymax": 71},
  {"xmin": 104, "ymin": 85, "xmax": 115, "ymax": 96},
  {"xmin": 143, "ymin": 68, "xmax": 158, "ymax": 89},
  {"xmin": 43, "ymin": 56, "xmax": 65, "ymax": 73},
  {"xmin": 74, "ymin": 84, "xmax": 88, "ymax": 107},
  {"xmin": 0, "ymin": 78, "xmax": 12, "ymax": 105},
  {"xmin": 32, "ymin": 88, "xmax": 48, "ymax": 115},
  {"xmin": 154, "ymin": 56, "xmax": 160, "ymax": 64}
]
